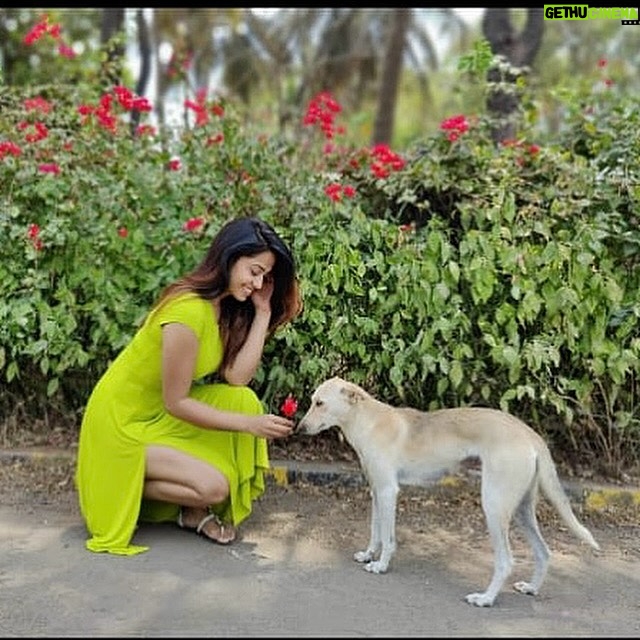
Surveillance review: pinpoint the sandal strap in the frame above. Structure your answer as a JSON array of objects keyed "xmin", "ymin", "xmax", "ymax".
[{"xmin": 195, "ymin": 513, "xmax": 222, "ymax": 535}]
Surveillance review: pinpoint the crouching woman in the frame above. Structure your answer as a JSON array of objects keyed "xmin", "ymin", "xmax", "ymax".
[{"xmin": 75, "ymin": 216, "xmax": 302, "ymax": 555}]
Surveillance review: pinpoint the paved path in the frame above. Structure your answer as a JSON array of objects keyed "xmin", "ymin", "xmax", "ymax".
[{"xmin": 0, "ymin": 447, "xmax": 639, "ymax": 637}]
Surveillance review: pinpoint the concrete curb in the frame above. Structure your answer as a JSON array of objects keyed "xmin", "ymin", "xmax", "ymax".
[{"xmin": 1, "ymin": 447, "xmax": 638, "ymax": 514}]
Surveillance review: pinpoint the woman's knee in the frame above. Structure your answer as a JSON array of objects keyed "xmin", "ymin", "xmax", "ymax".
[
  {"xmin": 146, "ymin": 445, "xmax": 229, "ymax": 505},
  {"xmin": 198, "ymin": 470, "xmax": 230, "ymax": 505}
]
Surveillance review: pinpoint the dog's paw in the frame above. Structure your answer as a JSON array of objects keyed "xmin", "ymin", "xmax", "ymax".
[
  {"xmin": 465, "ymin": 592, "xmax": 496, "ymax": 607},
  {"xmin": 513, "ymin": 581, "xmax": 538, "ymax": 596},
  {"xmin": 354, "ymin": 550, "xmax": 374, "ymax": 563},
  {"xmin": 364, "ymin": 560, "xmax": 388, "ymax": 574}
]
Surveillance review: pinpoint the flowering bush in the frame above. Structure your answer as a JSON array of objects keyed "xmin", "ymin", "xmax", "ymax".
[
  {"xmin": 0, "ymin": 22, "xmax": 313, "ymax": 417},
  {"xmin": 1, "ymin": 19, "xmax": 638, "ymax": 475}
]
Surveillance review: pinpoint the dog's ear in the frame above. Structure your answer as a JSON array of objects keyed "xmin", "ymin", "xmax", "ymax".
[{"xmin": 340, "ymin": 385, "xmax": 365, "ymax": 405}]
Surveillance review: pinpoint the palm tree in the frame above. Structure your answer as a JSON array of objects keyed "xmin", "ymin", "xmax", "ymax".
[
  {"xmin": 120, "ymin": 8, "xmax": 469, "ymax": 144},
  {"xmin": 240, "ymin": 8, "xmax": 468, "ymax": 145},
  {"xmin": 372, "ymin": 8, "xmax": 412, "ymax": 145}
]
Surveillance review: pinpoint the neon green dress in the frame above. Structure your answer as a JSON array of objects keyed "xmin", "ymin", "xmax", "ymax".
[{"xmin": 75, "ymin": 292, "xmax": 269, "ymax": 555}]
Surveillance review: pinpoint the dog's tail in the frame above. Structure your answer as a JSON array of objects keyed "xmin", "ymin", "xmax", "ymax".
[{"xmin": 537, "ymin": 445, "xmax": 601, "ymax": 550}]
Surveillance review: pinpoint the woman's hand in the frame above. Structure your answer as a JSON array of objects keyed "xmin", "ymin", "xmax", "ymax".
[
  {"xmin": 248, "ymin": 414, "xmax": 294, "ymax": 439},
  {"xmin": 251, "ymin": 274, "xmax": 274, "ymax": 315}
]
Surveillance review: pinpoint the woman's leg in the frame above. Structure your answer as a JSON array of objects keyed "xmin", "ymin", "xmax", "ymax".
[{"xmin": 144, "ymin": 445, "xmax": 235, "ymax": 542}]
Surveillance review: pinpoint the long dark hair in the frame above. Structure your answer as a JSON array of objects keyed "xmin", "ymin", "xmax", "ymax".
[{"xmin": 153, "ymin": 217, "xmax": 302, "ymax": 369}]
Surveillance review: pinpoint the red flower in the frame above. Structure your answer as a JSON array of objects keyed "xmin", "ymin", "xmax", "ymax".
[
  {"xmin": 117, "ymin": 227, "xmax": 128, "ymax": 238},
  {"xmin": 136, "ymin": 124, "xmax": 156, "ymax": 137},
  {"xmin": 47, "ymin": 22, "xmax": 61, "ymax": 39},
  {"xmin": 324, "ymin": 183, "xmax": 343, "ymax": 202},
  {"xmin": 440, "ymin": 114, "xmax": 468, "ymax": 132},
  {"xmin": 23, "ymin": 97, "xmax": 52, "ymax": 114},
  {"xmin": 440, "ymin": 114, "xmax": 470, "ymax": 143},
  {"xmin": 185, "ymin": 93, "xmax": 209, "ymax": 126},
  {"xmin": 0, "ymin": 141, "xmax": 22, "ymax": 158},
  {"xmin": 168, "ymin": 158, "xmax": 181, "ymax": 171},
  {"xmin": 280, "ymin": 394, "xmax": 298, "ymax": 418},
  {"xmin": 182, "ymin": 217, "xmax": 204, "ymax": 232},
  {"xmin": 27, "ymin": 224, "xmax": 43, "ymax": 250},
  {"xmin": 369, "ymin": 144, "xmax": 405, "ymax": 173},
  {"xmin": 23, "ymin": 16, "xmax": 49, "ymax": 45},
  {"xmin": 130, "ymin": 97, "xmax": 152, "ymax": 112},
  {"xmin": 302, "ymin": 91, "xmax": 343, "ymax": 140},
  {"xmin": 38, "ymin": 163, "xmax": 60, "ymax": 174},
  {"xmin": 114, "ymin": 86, "xmax": 152, "ymax": 112},
  {"xmin": 19, "ymin": 120, "xmax": 49, "ymax": 143},
  {"xmin": 371, "ymin": 162, "xmax": 389, "ymax": 179},
  {"xmin": 58, "ymin": 43, "xmax": 76, "ymax": 59}
]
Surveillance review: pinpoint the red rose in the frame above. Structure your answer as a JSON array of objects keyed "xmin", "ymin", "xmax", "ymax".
[{"xmin": 280, "ymin": 394, "xmax": 298, "ymax": 418}]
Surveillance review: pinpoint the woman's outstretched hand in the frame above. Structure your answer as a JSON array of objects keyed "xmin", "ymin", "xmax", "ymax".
[{"xmin": 248, "ymin": 413, "xmax": 294, "ymax": 439}]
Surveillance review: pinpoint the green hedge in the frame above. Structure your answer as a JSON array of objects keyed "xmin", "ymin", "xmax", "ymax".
[{"xmin": 1, "ymin": 44, "xmax": 638, "ymax": 476}]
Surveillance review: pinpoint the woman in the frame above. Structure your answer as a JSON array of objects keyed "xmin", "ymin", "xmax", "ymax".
[{"xmin": 75, "ymin": 216, "xmax": 302, "ymax": 555}]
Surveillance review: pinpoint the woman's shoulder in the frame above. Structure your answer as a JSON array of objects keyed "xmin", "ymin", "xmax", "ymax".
[
  {"xmin": 148, "ymin": 292, "xmax": 212, "ymax": 328},
  {"xmin": 162, "ymin": 291, "xmax": 206, "ymax": 308}
]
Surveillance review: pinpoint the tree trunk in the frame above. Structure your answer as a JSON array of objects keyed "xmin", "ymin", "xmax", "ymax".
[
  {"xmin": 0, "ymin": 10, "xmax": 17, "ymax": 85},
  {"xmin": 134, "ymin": 9, "xmax": 152, "ymax": 99},
  {"xmin": 481, "ymin": 8, "xmax": 544, "ymax": 143},
  {"xmin": 131, "ymin": 9, "xmax": 152, "ymax": 133},
  {"xmin": 100, "ymin": 8, "xmax": 126, "ymax": 88},
  {"xmin": 371, "ymin": 8, "xmax": 411, "ymax": 146}
]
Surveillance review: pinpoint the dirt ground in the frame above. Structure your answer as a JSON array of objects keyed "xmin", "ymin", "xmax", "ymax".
[
  {"xmin": 1, "ymin": 454, "xmax": 639, "ymax": 637},
  {"xmin": 0, "ymin": 452, "xmax": 638, "ymax": 567},
  {"xmin": 0, "ymin": 452, "xmax": 639, "ymax": 559}
]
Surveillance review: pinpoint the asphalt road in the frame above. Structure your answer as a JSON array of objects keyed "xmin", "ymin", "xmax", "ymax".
[{"xmin": 1, "ymin": 469, "xmax": 639, "ymax": 638}]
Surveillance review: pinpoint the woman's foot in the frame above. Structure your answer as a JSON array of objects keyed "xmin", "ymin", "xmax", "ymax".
[{"xmin": 177, "ymin": 507, "xmax": 236, "ymax": 545}]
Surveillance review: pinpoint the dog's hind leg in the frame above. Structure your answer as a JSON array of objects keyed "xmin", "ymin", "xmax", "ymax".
[
  {"xmin": 512, "ymin": 485, "xmax": 550, "ymax": 596},
  {"xmin": 465, "ymin": 468, "xmax": 526, "ymax": 607},
  {"xmin": 465, "ymin": 511, "xmax": 514, "ymax": 606},
  {"xmin": 354, "ymin": 486, "xmax": 382, "ymax": 565},
  {"xmin": 361, "ymin": 483, "xmax": 398, "ymax": 574}
]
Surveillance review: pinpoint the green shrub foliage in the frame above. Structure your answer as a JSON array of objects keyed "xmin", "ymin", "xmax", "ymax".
[{"xmin": 1, "ymin": 32, "xmax": 638, "ymax": 476}]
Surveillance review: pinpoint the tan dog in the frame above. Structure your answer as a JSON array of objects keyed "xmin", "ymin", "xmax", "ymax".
[{"xmin": 297, "ymin": 376, "xmax": 600, "ymax": 607}]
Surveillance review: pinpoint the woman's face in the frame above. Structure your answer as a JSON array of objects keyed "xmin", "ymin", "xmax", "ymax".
[{"xmin": 227, "ymin": 250, "xmax": 276, "ymax": 301}]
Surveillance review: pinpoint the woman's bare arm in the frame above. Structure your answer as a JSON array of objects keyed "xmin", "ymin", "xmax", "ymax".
[
  {"xmin": 223, "ymin": 275, "xmax": 274, "ymax": 386},
  {"xmin": 161, "ymin": 322, "xmax": 292, "ymax": 438}
]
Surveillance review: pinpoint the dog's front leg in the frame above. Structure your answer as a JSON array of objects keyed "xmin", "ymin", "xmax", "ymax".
[
  {"xmin": 354, "ymin": 486, "xmax": 381, "ymax": 565},
  {"xmin": 362, "ymin": 483, "xmax": 398, "ymax": 574}
]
